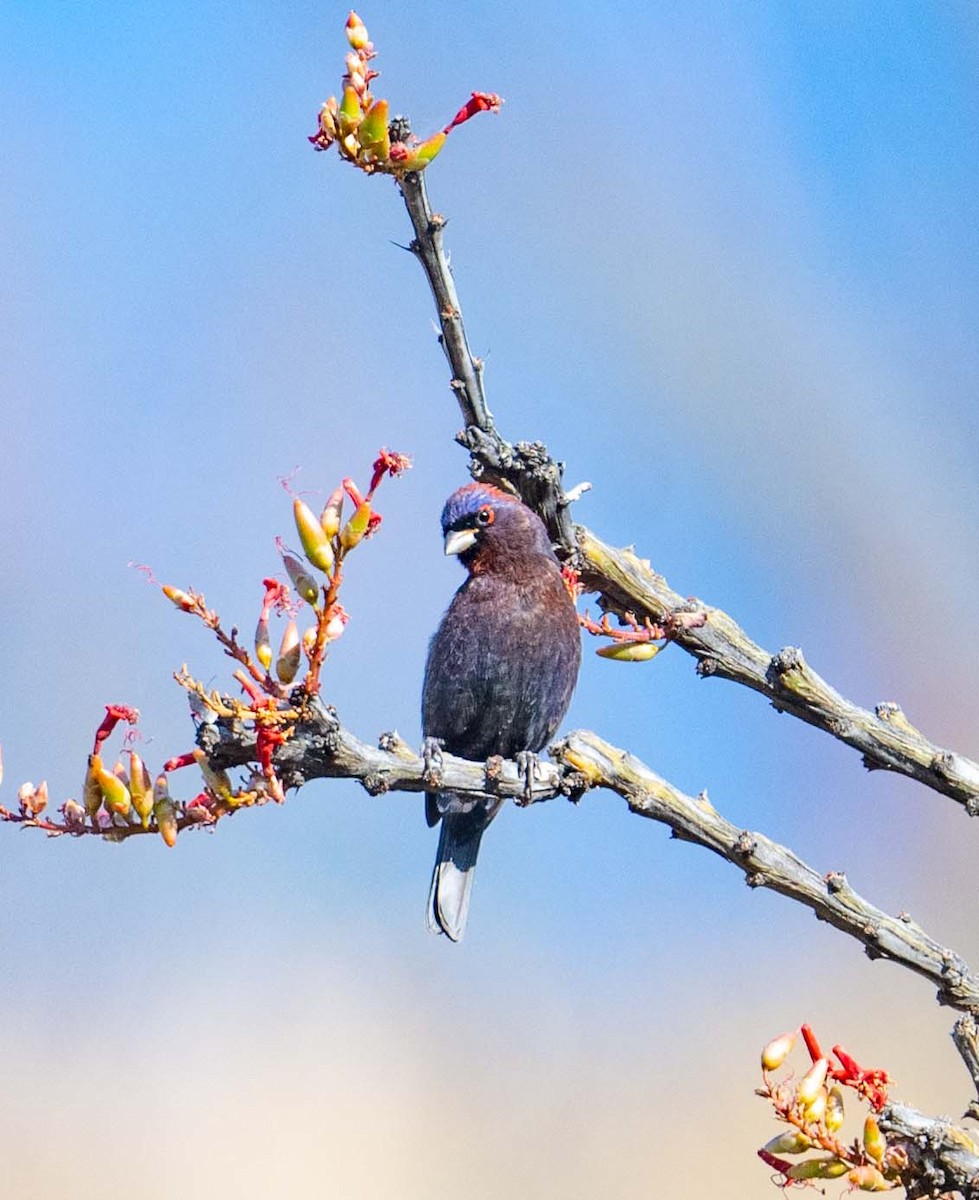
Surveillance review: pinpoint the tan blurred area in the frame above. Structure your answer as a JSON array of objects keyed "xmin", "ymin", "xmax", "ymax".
[{"xmin": 0, "ymin": 949, "xmax": 971, "ymax": 1200}]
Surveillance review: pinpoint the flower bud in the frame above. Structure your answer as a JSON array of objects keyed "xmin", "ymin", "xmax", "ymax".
[
  {"xmin": 796, "ymin": 1058, "xmax": 829, "ymax": 1107},
  {"xmin": 847, "ymin": 1165, "xmax": 889, "ymax": 1192},
  {"xmin": 192, "ymin": 748, "xmax": 234, "ymax": 804},
  {"xmin": 19, "ymin": 781, "xmax": 48, "ymax": 816},
  {"xmin": 255, "ymin": 615, "xmax": 273, "ymax": 671},
  {"xmin": 320, "ymin": 487, "xmax": 344, "ymax": 538},
  {"xmin": 302, "ymin": 626, "xmax": 317, "ymax": 658},
  {"xmin": 276, "ymin": 619, "xmax": 301, "ymax": 684},
  {"xmin": 162, "ymin": 585, "xmax": 194, "ymax": 611},
  {"xmin": 358, "ymin": 98, "xmax": 390, "ymax": 159},
  {"xmin": 294, "ymin": 498, "xmax": 335, "ymax": 573},
  {"xmin": 281, "ymin": 552, "xmax": 320, "ymax": 606},
  {"xmin": 763, "ymin": 1131, "xmax": 811, "ymax": 1156},
  {"xmin": 153, "ymin": 775, "xmax": 178, "ymax": 847},
  {"xmin": 596, "ymin": 641, "xmax": 662, "ymax": 662},
  {"xmin": 62, "ymin": 799, "xmax": 86, "ymax": 831},
  {"xmin": 317, "ymin": 102, "xmax": 338, "ymax": 142},
  {"xmin": 129, "ymin": 751, "xmax": 154, "ymax": 828},
  {"xmin": 339, "ymin": 500, "xmax": 372, "ymax": 550},
  {"xmin": 84, "ymin": 754, "xmax": 104, "ymax": 819},
  {"xmin": 863, "ymin": 1116, "xmax": 886, "ymax": 1164},
  {"xmin": 803, "ymin": 1087, "xmax": 827, "ymax": 1124},
  {"xmin": 762, "ymin": 1032, "xmax": 797, "ymax": 1072},
  {"xmin": 825, "ymin": 1086, "xmax": 845, "ymax": 1133},
  {"xmin": 338, "ymin": 85, "xmax": 364, "ymax": 136},
  {"xmin": 97, "ymin": 765, "xmax": 131, "ymax": 817},
  {"xmin": 345, "ymin": 11, "xmax": 369, "ymax": 50},
  {"xmin": 396, "ymin": 131, "xmax": 446, "ymax": 172},
  {"xmin": 786, "ymin": 1158, "xmax": 848, "ymax": 1181},
  {"xmin": 324, "ymin": 607, "xmax": 348, "ymax": 642}
]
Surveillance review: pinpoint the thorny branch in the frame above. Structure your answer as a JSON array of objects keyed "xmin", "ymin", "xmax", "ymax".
[
  {"xmin": 399, "ymin": 170, "xmax": 579, "ymax": 554},
  {"xmin": 953, "ymin": 1017, "xmax": 979, "ymax": 1122},
  {"xmin": 397, "ymin": 170, "xmax": 979, "ymax": 822},
  {"xmin": 189, "ymin": 706, "xmax": 979, "ymax": 1018}
]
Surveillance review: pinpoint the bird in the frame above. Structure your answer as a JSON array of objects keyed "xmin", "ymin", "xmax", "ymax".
[{"xmin": 422, "ymin": 482, "xmax": 581, "ymax": 941}]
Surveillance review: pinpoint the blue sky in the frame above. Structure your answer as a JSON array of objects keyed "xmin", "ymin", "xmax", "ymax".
[{"xmin": 2, "ymin": 4, "xmax": 978, "ymax": 1196}]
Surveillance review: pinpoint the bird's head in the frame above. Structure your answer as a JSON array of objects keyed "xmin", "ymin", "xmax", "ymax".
[{"xmin": 440, "ymin": 483, "xmax": 554, "ymax": 570}]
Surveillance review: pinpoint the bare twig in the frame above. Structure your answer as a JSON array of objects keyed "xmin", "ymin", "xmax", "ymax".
[
  {"xmin": 398, "ymin": 170, "xmax": 492, "ymax": 433},
  {"xmin": 398, "ymin": 170, "xmax": 578, "ymax": 552},
  {"xmin": 953, "ymin": 1016, "xmax": 979, "ymax": 1121}
]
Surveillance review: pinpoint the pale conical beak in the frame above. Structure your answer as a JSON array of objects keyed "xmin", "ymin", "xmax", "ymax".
[{"xmin": 444, "ymin": 527, "xmax": 478, "ymax": 557}]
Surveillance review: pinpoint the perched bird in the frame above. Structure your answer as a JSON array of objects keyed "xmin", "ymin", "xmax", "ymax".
[{"xmin": 422, "ymin": 483, "xmax": 581, "ymax": 941}]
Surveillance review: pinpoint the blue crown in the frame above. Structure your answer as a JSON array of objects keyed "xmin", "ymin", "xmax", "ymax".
[{"xmin": 440, "ymin": 483, "xmax": 515, "ymax": 532}]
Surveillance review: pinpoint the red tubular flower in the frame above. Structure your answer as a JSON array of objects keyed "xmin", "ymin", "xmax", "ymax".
[
  {"xmin": 756, "ymin": 1147, "xmax": 793, "ymax": 1178},
  {"xmin": 260, "ymin": 577, "xmax": 290, "ymax": 618},
  {"xmin": 561, "ymin": 564, "xmax": 583, "ymax": 601},
  {"xmin": 255, "ymin": 723, "xmax": 288, "ymax": 785},
  {"xmin": 162, "ymin": 751, "xmax": 198, "ymax": 773},
  {"xmin": 341, "ymin": 476, "xmax": 364, "ymax": 507},
  {"xmin": 799, "ymin": 1024, "xmax": 890, "ymax": 1110},
  {"xmin": 443, "ymin": 91, "xmax": 503, "ymax": 134},
  {"xmin": 368, "ymin": 448, "xmax": 412, "ymax": 496},
  {"xmin": 93, "ymin": 705, "xmax": 140, "ymax": 754}
]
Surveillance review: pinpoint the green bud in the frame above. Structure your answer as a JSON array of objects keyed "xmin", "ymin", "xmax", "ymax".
[
  {"xmin": 153, "ymin": 775, "xmax": 178, "ymax": 847},
  {"xmin": 276, "ymin": 619, "xmax": 301, "ymax": 685},
  {"xmin": 763, "ymin": 1131, "xmax": 811, "ymax": 1156},
  {"xmin": 596, "ymin": 641, "xmax": 661, "ymax": 662},
  {"xmin": 282, "ymin": 552, "xmax": 320, "ymax": 606},
  {"xmin": 97, "ymin": 766, "xmax": 131, "ymax": 817},
  {"xmin": 129, "ymin": 752, "xmax": 154, "ymax": 828},
  {"xmin": 294, "ymin": 498, "xmax": 335, "ymax": 573},
  {"xmin": 339, "ymin": 501, "xmax": 372, "ymax": 551},
  {"xmin": 787, "ymin": 1158, "xmax": 848, "ymax": 1181}
]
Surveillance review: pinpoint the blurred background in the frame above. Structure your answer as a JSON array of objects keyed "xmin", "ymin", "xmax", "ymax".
[{"xmin": 2, "ymin": 2, "xmax": 978, "ymax": 1195}]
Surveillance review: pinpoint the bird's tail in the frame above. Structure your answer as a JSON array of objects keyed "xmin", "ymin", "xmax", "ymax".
[{"xmin": 427, "ymin": 809, "xmax": 488, "ymax": 942}]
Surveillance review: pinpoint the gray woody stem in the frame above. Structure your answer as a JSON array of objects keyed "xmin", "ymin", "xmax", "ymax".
[
  {"xmin": 879, "ymin": 1103, "xmax": 979, "ymax": 1198},
  {"xmin": 398, "ymin": 170, "xmax": 578, "ymax": 551},
  {"xmin": 953, "ymin": 1016, "xmax": 979, "ymax": 1121},
  {"xmin": 398, "ymin": 171, "xmax": 492, "ymax": 433}
]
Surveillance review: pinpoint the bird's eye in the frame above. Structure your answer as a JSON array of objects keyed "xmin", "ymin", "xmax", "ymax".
[{"xmin": 476, "ymin": 506, "xmax": 494, "ymax": 527}]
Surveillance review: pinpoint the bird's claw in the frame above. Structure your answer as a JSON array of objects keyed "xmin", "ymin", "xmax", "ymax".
[
  {"xmin": 514, "ymin": 751, "xmax": 541, "ymax": 806},
  {"xmin": 422, "ymin": 736, "xmax": 444, "ymax": 789}
]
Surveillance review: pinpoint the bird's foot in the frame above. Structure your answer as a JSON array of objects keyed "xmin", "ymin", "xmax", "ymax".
[
  {"xmin": 514, "ymin": 751, "xmax": 542, "ymax": 807},
  {"xmin": 422, "ymin": 736, "xmax": 444, "ymax": 789}
]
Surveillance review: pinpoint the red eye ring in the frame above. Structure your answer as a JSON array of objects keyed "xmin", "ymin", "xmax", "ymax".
[{"xmin": 476, "ymin": 506, "xmax": 494, "ymax": 526}]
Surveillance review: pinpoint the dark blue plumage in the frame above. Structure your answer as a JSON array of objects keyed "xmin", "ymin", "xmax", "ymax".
[{"xmin": 422, "ymin": 483, "xmax": 581, "ymax": 941}]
